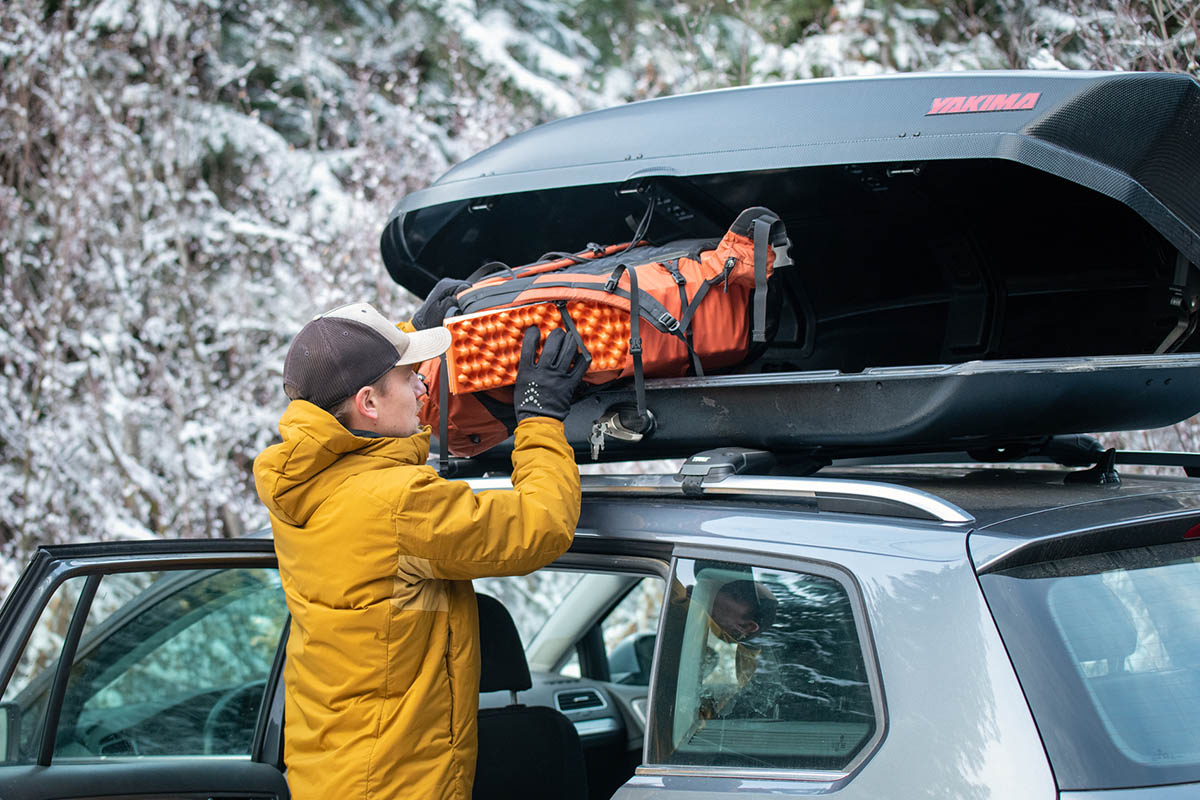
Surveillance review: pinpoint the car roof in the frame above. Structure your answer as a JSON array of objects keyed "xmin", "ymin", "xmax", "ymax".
[
  {"xmin": 820, "ymin": 465, "xmax": 1200, "ymax": 530},
  {"xmin": 32, "ymin": 465, "xmax": 1200, "ymax": 575}
]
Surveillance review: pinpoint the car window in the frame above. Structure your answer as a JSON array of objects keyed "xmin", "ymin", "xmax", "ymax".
[
  {"xmin": 981, "ymin": 540, "xmax": 1200, "ymax": 790},
  {"xmin": 0, "ymin": 575, "xmax": 89, "ymax": 763},
  {"xmin": 602, "ymin": 578, "xmax": 664, "ymax": 686},
  {"xmin": 474, "ymin": 570, "xmax": 586, "ymax": 646},
  {"xmin": 1, "ymin": 567, "xmax": 287, "ymax": 763},
  {"xmin": 648, "ymin": 557, "xmax": 880, "ymax": 773},
  {"xmin": 475, "ymin": 569, "xmax": 666, "ymax": 681}
]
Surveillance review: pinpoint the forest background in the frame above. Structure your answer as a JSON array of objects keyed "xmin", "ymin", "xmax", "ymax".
[{"xmin": 1, "ymin": 0, "xmax": 1198, "ymax": 593}]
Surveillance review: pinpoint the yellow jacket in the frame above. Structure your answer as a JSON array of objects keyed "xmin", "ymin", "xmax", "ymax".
[{"xmin": 253, "ymin": 401, "xmax": 579, "ymax": 799}]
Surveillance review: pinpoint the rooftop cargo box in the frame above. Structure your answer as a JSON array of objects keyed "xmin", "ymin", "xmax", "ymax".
[{"xmin": 381, "ymin": 71, "xmax": 1200, "ymax": 467}]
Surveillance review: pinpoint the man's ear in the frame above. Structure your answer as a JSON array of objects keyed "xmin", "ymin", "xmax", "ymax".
[{"xmin": 353, "ymin": 385, "xmax": 379, "ymax": 421}]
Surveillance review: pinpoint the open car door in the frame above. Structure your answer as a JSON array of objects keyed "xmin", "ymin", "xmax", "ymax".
[{"xmin": 0, "ymin": 539, "xmax": 289, "ymax": 799}]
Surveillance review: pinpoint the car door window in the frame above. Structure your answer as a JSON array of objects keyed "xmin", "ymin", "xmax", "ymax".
[
  {"xmin": 602, "ymin": 577, "xmax": 664, "ymax": 686},
  {"xmin": 474, "ymin": 570, "xmax": 586, "ymax": 647},
  {"xmin": 648, "ymin": 557, "xmax": 882, "ymax": 773},
  {"xmin": 475, "ymin": 569, "xmax": 666, "ymax": 680},
  {"xmin": 1, "ymin": 567, "xmax": 286, "ymax": 763},
  {"xmin": 0, "ymin": 575, "xmax": 89, "ymax": 763}
]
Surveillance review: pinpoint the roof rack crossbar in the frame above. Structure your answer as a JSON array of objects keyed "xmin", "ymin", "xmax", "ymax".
[{"xmin": 465, "ymin": 474, "xmax": 973, "ymax": 524}]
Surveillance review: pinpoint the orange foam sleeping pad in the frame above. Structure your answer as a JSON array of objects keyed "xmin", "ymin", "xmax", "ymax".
[{"xmin": 444, "ymin": 301, "xmax": 631, "ymax": 394}]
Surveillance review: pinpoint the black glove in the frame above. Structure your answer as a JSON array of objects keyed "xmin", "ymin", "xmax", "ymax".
[
  {"xmin": 412, "ymin": 278, "xmax": 470, "ymax": 330},
  {"xmin": 514, "ymin": 327, "xmax": 590, "ymax": 422}
]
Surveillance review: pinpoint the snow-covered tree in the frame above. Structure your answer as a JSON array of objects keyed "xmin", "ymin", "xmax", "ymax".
[{"xmin": 1, "ymin": 0, "xmax": 1196, "ymax": 594}]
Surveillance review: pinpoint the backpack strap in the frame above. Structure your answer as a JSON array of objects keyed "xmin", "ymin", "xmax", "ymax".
[
  {"xmin": 465, "ymin": 261, "xmax": 514, "ymax": 284},
  {"xmin": 438, "ymin": 353, "xmax": 450, "ymax": 475},
  {"xmin": 751, "ymin": 213, "xmax": 781, "ymax": 343},
  {"xmin": 661, "ymin": 259, "xmax": 704, "ymax": 378},
  {"xmin": 677, "ymin": 258, "xmax": 734, "ymax": 346},
  {"xmin": 605, "ymin": 263, "xmax": 647, "ymax": 421},
  {"xmin": 553, "ymin": 300, "xmax": 594, "ymax": 366}
]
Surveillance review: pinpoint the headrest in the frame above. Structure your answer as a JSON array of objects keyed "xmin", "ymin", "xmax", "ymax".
[
  {"xmin": 477, "ymin": 593, "xmax": 532, "ymax": 694},
  {"xmin": 1053, "ymin": 577, "xmax": 1138, "ymax": 665}
]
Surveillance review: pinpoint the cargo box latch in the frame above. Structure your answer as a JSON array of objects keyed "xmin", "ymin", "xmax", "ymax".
[{"xmin": 589, "ymin": 407, "xmax": 656, "ymax": 460}]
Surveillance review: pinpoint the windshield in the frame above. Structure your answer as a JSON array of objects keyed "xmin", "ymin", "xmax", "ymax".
[{"xmin": 980, "ymin": 540, "xmax": 1200, "ymax": 790}]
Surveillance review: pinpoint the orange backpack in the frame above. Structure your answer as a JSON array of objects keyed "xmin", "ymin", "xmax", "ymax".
[{"xmin": 419, "ymin": 207, "xmax": 790, "ymax": 458}]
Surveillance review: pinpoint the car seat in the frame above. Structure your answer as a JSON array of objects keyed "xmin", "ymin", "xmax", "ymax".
[{"xmin": 472, "ymin": 593, "xmax": 588, "ymax": 800}]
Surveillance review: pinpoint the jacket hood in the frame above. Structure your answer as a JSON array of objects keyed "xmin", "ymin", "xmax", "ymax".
[{"xmin": 253, "ymin": 400, "xmax": 431, "ymax": 527}]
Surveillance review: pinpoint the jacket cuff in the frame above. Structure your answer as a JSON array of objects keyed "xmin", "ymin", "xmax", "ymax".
[{"xmin": 515, "ymin": 416, "xmax": 566, "ymax": 432}]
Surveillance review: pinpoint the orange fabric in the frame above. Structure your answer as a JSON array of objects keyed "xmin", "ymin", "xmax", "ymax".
[
  {"xmin": 417, "ymin": 359, "xmax": 513, "ymax": 456},
  {"xmin": 442, "ymin": 301, "xmax": 631, "ymax": 394}
]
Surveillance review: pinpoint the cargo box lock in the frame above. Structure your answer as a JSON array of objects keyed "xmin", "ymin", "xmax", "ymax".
[{"xmin": 589, "ymin": 406, "xmax": 655, "ymax": 460}]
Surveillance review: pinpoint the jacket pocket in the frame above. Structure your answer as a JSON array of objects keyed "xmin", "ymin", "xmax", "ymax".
[{"xmin": 444, "ymin": 629, "xmax": 456, "ymax": 745}]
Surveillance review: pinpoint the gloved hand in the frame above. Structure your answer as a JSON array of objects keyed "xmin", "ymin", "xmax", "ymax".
[
  {"xmin": 412, "ymin": 278, "xmax": 470, "ymax": 330},
  {"xmin": 514, "ymin": 327, "xmax": 590, "ymax": 422}
]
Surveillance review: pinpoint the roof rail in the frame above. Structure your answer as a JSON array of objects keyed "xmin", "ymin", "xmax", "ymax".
[
  {"xmin": 465, "ymin": 474, "xmax": 973, "ymax": 524},
  {"xmin": 1114, "ymin": 451, "xmax": 1200, "ymax": 477},
  {"xmin": 833, "ymin": 440, "xmax": 1200, "ymax": 478}
]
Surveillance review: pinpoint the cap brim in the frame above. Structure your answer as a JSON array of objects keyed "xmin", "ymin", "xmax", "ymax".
[{"xmin": 396, "ymin": 326, "xmax": 451, "ymax": 367}]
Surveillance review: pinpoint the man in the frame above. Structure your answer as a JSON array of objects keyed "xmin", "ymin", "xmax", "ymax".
[
  {"xmin": 254, "ymin": 292, "xmax": 587, "ymax": 800},
  {"xmin": 708, "ymin": 579, "xmax": 778, "ymax": 643},
  {"xmin": 658, "ymin": 575, "xmax": 777, "ymax": 721}
]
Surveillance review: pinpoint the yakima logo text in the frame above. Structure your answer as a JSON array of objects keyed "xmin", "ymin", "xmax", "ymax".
[{"xmin": 926, "ymin": 92, "xmax": 1041, "ymax": 115}]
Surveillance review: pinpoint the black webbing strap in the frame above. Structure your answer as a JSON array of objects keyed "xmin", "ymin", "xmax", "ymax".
[
  {"xmin": 627, "ymin": 267, "xmax": 647, "ymax": 419},
  {"xmin": 537, "ymin": 250, "xmax": 593, "ymax": 266},
  {"xmin": 662, "ymin": 259, "xmax": 704, "ymax": 377},
  {"xmin": 465, "ymin": 261, "xmax": 513, "ymax": 284},
  {"xmin": 678, "ymin": 277, "xmax": 713, "ymax": 332},
  {"xmin": 620, "ymin": 193, "xmax": 657, "ymax": 255},
  {"xmin": 554, "ymin": 300, "xmax": 593, "ymax": 366},
  {"xmin": 606, "ymin": 263, "xmax": 647, "ymax": 419},
  {"xmin": 752, "ymin": 217, "xmax": 771, "ymax": 343},
  {"xmin": 438, "ymin": 354, "xmax": 450, "ymax": 476}
]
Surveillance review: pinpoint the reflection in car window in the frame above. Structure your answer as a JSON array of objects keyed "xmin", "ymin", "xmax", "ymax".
[
  {"xmin": 3, "ymin": 567, "xmax": 287, "ymax": 762},
  {"xmin": 0, "ymin": 576, "xmax": 88, "ymax": 764},
  {"xmin": 649, "ymin": 558, "xmax": 878, "ymax": 772}
]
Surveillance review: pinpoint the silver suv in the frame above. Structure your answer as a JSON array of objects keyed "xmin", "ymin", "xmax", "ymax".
[
  {"xmin": 2, "ymin": 458, "xmax": 1200, "ymax": 799},
  {"xmin": 3, "ymin": 70, "xmax": 1200, "ymax": 799}
]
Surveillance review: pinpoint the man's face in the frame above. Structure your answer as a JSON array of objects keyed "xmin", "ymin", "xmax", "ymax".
[
  {"xmin": 710, "ymin": 589, "xmax": 760, "ymax": 641},
  {"xmin": 372, "ymin": 364, "xmax": 427, "ymax": 438}
]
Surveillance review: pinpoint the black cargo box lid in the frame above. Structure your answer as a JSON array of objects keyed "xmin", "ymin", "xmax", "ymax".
[{"xmin": 379, "ymin": 71, "xmax": 1200, "ymax": 465}]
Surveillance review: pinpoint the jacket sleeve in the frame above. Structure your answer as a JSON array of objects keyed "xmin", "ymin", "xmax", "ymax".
[{"xmin": 390, "ymin": 417, "xmax": 580, "ymax": 581}]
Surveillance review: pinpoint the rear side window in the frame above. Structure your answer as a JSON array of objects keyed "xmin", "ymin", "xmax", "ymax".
[
  {"xmin": 981, "ymin": 540, "xmax": 1200, "ymax": 789},
  {"xmin": 648, "ymin": 557, "xmax": 882, "ymax": 774}
]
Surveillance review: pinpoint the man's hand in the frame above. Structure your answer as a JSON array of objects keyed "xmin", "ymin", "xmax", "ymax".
[
  {"xmin": 412, "ymin": 278, "xmax": 470, "ymax": 330},
  {"xmin": 514, "ymin": 327, "xmax": 589, "ymax": 422}
]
